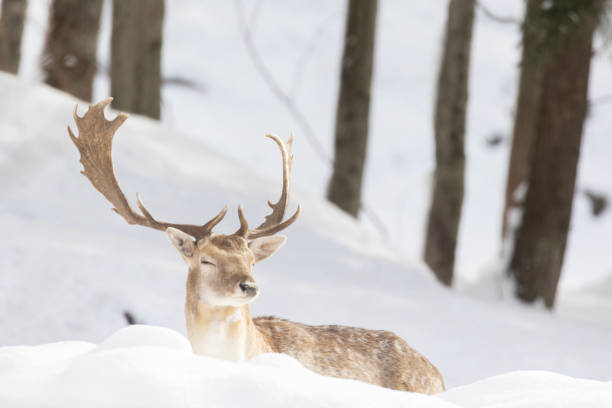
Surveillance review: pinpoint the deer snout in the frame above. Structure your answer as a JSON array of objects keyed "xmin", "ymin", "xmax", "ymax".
[{"xmin": 239, "ymin": 281, "xmax": 258, "ymax": 297}]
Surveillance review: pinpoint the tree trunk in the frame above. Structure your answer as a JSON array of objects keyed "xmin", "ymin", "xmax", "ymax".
[
  {"xmin": 501, "ymin": 0, "xmax": 544, "ymax": 241},
  {"xmin": 0, "ymin": 0, "xmax": 28, "ymax": 74},
  {"xmin": 111, "ymin": 0, "xmax": 164, "ymax": 120},
  {"xmin": 508, "ymin": 1, "xmax": 602, "ymax": 308},
  {"xmin": 42, "ymin": 0, "xmax": 103, "ymax": 101},
  {"xmin": 423, "ymin": 0, "xmax": 475, "ymax": 286},
  {"xmin": 327, "ymin": 0, "xmax": 378, "ymax": 217}
]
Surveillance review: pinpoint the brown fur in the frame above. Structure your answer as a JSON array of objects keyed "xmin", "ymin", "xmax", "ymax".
[
  {"xmin": 177, "ymin": 235, "xmax": 445, "ymax": 394},
  {"xmin": 254, "ymin": 317, "xmax": 445, "ymax": 394}
]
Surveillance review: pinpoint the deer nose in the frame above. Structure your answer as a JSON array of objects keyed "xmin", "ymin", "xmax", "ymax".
[{"xmin": 239, "ymin": 281, "xmax": 258, "ymax": 297}]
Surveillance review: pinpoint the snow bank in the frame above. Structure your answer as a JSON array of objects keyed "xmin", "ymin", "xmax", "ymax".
[
  {"xmin": 0, "ymin": 326, "xmax": 455, "ymax": 408},
  {"xmin": 1, "ymin": 326, "xmax": 609, "ymax": 408},
  {"xmin": 440, "ymin": 371, "xmax": 612, "ymax": 408}
]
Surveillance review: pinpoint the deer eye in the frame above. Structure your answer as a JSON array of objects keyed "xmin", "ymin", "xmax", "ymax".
[{"xmin": 201, "ymin": 259, "xmax": 215, "ymax": 266}]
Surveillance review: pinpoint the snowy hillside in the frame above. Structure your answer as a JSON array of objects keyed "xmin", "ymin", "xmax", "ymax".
[
  {"xmin": 1, "ymin": 73, "xmax": 612, "ymax": 402},
  {"xmin": 16, "ymin": 0, "xmax": 612, "ymax": 290}
]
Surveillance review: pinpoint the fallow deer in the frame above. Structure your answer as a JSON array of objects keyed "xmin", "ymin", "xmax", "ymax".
[{"xmin": 68, "ymin": 98, "xmax": 445, "ymax": 394}]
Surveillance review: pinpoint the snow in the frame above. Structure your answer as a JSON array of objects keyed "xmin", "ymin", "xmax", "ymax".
[
  {"xmin": 2, "ymin": 0, "xmax": 612, "ymax": 405},
  {"xmin": 557, "ymin": 274, "xmax": 612, "ymax": 329},
  {"xmin": 3, "ymin": 326, "xmax": 454, "ymax": 408},
  {"xmin": 1, "ymin": 325, "xmax": 610, "ymax": 408},
  {"xmin": 1, "ymin": 73, "xmax": 612, "ymax": 406},
  {"xmin": 440, "ymin": 371, "xmax": 612, "ymax": 408}
]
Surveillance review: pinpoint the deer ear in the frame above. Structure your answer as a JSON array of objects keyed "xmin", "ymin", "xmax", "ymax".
[
  {"xmin": 249, "ymin": 235, "xmax": 286, "ymax": 263},
  {"xmin": 166, "ymin": 227, "xmax": 196, "ymax": 259}
]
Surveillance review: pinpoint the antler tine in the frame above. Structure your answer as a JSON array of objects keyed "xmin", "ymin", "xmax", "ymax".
[
  {"xmin": 235, "ymin": 205, "xmax": 249, "ymax": 236},
  {"xmin": 247, "ymin": 204, "xmax": 301, "ymax": 239},
  {"xmin": 135, "ymin": 194, "xmax": 228, "ymax": 239},
  {"xmin": 69, "ymin": 99, "xmax": 226, "ymax": 241},
  {"xmin": 202, "ymin": 206, "xmax": 229, "ymax": 231},
  {"xmin": 238, "ymin": 133, "xmax": 300, "ymax": 239}
]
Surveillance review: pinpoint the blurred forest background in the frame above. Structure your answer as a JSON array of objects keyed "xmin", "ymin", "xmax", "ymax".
[{"xmin": 1, "ymin": 0, "xmax": 611, "ymax": 311}]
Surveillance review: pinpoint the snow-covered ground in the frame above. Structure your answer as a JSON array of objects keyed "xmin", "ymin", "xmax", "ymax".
[
  {"xmin": 1, "ymin": 75, "xmax": 611, "ymax": 406},
  {"xmin": 0, "ymin": 326, "xmax": 451, "ymax": 408},
  {"xmin": 1, "ymin": 325, "xmax": 610, "ymax": 408},
  {"xmin": 2, "ymin": 0, "xmax": 612, "ymax": 405}
]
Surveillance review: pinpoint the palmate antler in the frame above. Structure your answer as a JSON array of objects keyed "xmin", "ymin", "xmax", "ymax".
[
  {"xmin": 234, "ymin": 134, "xmax": 301, "ymax": 239},
  {"xmin": 68, "ymin": 98, "xmax": 299, "ymax": 241}
]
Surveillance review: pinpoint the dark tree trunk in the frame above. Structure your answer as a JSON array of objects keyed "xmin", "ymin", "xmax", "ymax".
[
  {"xmin": 0, "ymin": 0, "xmax": 28, "ymax": 73},
  {"xmin": 42, "ymin": 0, "xmax": 103, "ymax": 101},
  {"xmin": 508, "ymin": 1, "xmax": 602, "ymax": 308},
  {"xmin": 501, "ymin": 0, "xmax": 545, "ymax": 241},
  {"xmin": 111, "ymin": 0, "xmax": 164, "ymax": 120},
  {"xmin": 327, "ymin": 0, "xmax": 378, "ymax": 217},
  {"xmin": 423, "ymin": 0, "xmax": 475, "ymax": 286}
]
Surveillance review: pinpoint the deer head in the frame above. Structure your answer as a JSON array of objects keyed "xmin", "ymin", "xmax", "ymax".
[
  {"xmin": 166, "ymin": 228, "xmax": 287, "ymax": 307},
  {"xmin": 69, "ymin": 98, "xmax": 300, "ymax": 307}
]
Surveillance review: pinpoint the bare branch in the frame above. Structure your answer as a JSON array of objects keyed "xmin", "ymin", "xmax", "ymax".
[
  {"xmin": 234, "ymin": 0, "xmax": 331, "ymax": 164},
  {"xmin": 289, "ymin": 9, "xmax": 342, "ymax": 99},
  {"xmin": 477, "ymin": 1, "xmax": 520, "ymax": 25},
  {"xmin": 233, "ymin": 0, "xmax": 389, "ymax": 240}
]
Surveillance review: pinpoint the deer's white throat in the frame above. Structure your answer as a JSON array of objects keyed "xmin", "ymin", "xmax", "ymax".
[{"xmin": 187, "ymin": 303, "xmax": 249, "ymax": 361}]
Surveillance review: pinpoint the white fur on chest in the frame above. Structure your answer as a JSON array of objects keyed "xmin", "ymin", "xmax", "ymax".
[{"xmin": 187, "ymin": 310, "xmax": 246, "ymax": 361}]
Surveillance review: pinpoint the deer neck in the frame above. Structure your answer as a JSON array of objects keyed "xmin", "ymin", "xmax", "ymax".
[{"xmin": 185, "ymin": 294, "xmax": 268, "ymax": 361}]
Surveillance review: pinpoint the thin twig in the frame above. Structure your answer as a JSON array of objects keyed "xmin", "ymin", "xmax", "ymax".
[
  {"xmin": 233, "ymin": 0, "xmax": 389, "ymax": 240},
  {"xmin": 235, "ymin": 0, "xmax": 331, "ymax": 164},
  {"xmin": 477, "ymin": 1, "xmax": 520, "ymax": 25},
  {"xmin": 361, "ymin": 204, "xmax": 390, "ymax": 240},
  {"xmin": 289, "ymin": 9, "xmax": 342, "ymax": 99},
  {"xmin": 247, "ymin": 0, "xmax": 265, "ymax": 35}
]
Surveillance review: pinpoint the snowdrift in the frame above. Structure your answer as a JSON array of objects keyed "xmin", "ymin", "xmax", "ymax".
[
  {"xmin": 442, "ymin": 370, "xmax": 612, "ymax": 408},
  {"xmin": 0, "ymin": 326, "xmax": 452, "ymax": 408},
  {"xmin": 1, "ymin": 325, "xmax": 610, "ymax": 408}
]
